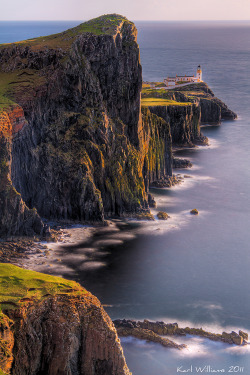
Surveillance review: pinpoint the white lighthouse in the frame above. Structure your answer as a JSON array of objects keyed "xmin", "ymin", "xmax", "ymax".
[{"xmin": 196, "ymin": 65, "xmax": 202, "ymax": 81}]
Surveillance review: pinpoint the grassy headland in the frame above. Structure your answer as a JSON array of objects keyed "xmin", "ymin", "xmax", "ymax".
[
  {"xmin": 0, "ymin": 14, "xmax": 132, "ymax": 111},
  {"xmin": 0, "ymin": 264, "xmax": 84, "ymax": 313}
]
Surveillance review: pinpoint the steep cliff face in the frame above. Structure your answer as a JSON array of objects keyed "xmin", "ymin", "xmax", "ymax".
[
  {"xmin": 171, "ymin": 82, "xmax": 237, "ymax": 124},
  {"xmin": 0, "ymin": 15, "xmax": 237, "ymax": 233},
  {"xmin": 147, "ymin": 103, "xmax": 204, "ymax": 146},
  {"xmin": 0, "ymin": 264, "xmax": 130, "ymax": 375},
  {"xmin": 141, "ymin": 107, "xmax": 172, "ymax": 190},
  {"xmin": 0, "ymin": 14, "xmax": 152, "ymax": 225},
  {"xmin": 0, "ymin": 107, "xmax": 43, "ymax": 237}
]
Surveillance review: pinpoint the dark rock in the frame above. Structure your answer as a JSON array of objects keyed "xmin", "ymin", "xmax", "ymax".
[
  {"xmin": 148, "ymin": 103, "xmax": 206, "ymax": 146},
  {"xmin": 114, "ymin": 319, "xmax": 246, "ymax": 347},
  {"xmin": 151, "ymin": 175, "xmax": 182, "ymax": 188},
  {"xmin": 239, "ymin": 330, "xmax": 248, "ymax": 341},
  {"xmin": 173, "ymin": 157, "xmax": 192, "ymax": 169},
  {"xmin": 148, "ymin": 193, "xmax": 157, "ymax": 208},
  {"xmin": 190, "ymin": 209, "xmax": 199, "ymax": 215}
]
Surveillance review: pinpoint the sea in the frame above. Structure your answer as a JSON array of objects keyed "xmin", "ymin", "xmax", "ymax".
[{"xmin": 1, "ymin": 19, "xmax": 250, "ymax": 375}]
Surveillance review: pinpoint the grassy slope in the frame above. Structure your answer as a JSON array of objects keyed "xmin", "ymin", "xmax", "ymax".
[
  {"xmin": 141, "ymin": 83, "xmax": 209, "ymax": 107},
  {"xmin": 0, "ymin": 14, "xmax": 130, "ymax": 51},
  {"xmin": 0, "ymin": 264, "xmax": 87, "ymax": 375},
  {"xmin": 0, "ymin": 263, "xmax": 84, "ymax": 313},
  {"xmin": 0, "ymin": 70, "xmax": 46, "ymax": 111},
  {"xmin": 141, "ymin": 98, "xmax": 192, "ymax": 107}
]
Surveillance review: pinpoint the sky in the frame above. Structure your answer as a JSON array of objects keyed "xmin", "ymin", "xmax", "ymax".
[{"xmin": 1, "ymin": 0, "xmax": 250, "ymax": 21}]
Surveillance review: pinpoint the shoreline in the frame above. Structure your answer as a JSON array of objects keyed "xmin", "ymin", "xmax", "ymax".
[
  {"xmin": 1, "ymin": 138, "xmax": 249, "ymax": 354},
  {"xmin": 0, "ymin": 145, "xmax": 249, "ymax": 356},
  {"xmin": 0, "ymin": 138, "xmax": 213, "ymax": 271}
]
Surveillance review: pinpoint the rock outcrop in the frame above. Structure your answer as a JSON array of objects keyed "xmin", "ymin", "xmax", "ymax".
[
  {"xmin": 141, "ymin": 81, "xmax": 237, "ymax": 148},
  {"xmin": 148, "ymin": 103, "xmax": 205, "ymax": 146},
  {"xmin": 113, "ymin": 320, "xmax": 186, "ymax": 350},
  {"xmin": 114, "ymin": 319, "xmax": 248, "ymax": 347},
  {"xmin": 0, "ymin": 264, "xmax": 131, "ymax": 375},
  {"xmin": 172, "ymin": 82, "xmax": 237, "ymax": 124}
]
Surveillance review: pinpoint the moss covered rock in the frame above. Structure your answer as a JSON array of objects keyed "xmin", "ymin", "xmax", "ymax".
[{"xmin": 157, "ymin": 211, "xmax": 169, "ymax": 220}]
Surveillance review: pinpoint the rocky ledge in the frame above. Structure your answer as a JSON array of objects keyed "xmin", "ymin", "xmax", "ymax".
[
  {"xmin": 113, "ymin": 319, "xmax": 248, "ymax": 347},
  {"xmin": 0, "ymin": 264, "xmax": 131, "ymax": 375}
]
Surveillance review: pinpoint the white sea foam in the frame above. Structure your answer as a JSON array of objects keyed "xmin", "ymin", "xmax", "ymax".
[
  {"xmin": 200, "ymin": 137, "xmax": 221, "ymax": 150},
  {"xmin": 78, "ymin": 261, "xmax": 107, "ymax": 270},
  {"xmin": 155, "ymin": 316, "xmax": 249, "ymax": 338},
  {"xmin": 93, "ymin": 239, "xmax": 124, "ymax": 247}
]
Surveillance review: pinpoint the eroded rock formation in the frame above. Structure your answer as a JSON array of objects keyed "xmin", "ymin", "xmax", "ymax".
[
  {"xmin": 0, "ymin": 264, "xmax": 131, "ymax": 375},
  {"xmin": 114, "ymin": 319, "xmax": 248, "ymax": 347}
]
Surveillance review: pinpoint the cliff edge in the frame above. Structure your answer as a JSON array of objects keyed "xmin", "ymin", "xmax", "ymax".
[{"xmin": 0, "ymin": 264, "xmax": 130, "ymax": 375}]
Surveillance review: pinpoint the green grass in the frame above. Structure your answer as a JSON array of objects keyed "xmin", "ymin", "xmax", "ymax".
[
  {"xmin": 0, "ymin": 14, "xmax": 132, "ymax": 110},
  {"xmin": 0, "ymin": 14, "xmax": 131, "ymax": 51},
  {"xmin": 0, "ymin": 70, "xmax": 46, "ymax": 111},
  {"xmin": 155, "ymin": 82, "xmax": 166, "ymax": 88},
  {"xmin": 0, "ymin": 264, "xmax": 85, "ymax": 312},
  {"xmin": 141, "ymin": 98, "xmax": 192, "ymax": 107}
]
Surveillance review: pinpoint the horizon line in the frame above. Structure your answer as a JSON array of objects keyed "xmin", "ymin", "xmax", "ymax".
[{"xmin": 1, "ymin": 19, "xmax": 250, "ymax": 22}]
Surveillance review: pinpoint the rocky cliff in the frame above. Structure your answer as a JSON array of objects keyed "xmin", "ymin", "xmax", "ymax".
[
  {"xmin": 0, "ymin": 14, "xmax": 173, "ymax": 233},
  {"xmin": 0, "ymin": 264, "xmax": 130, "ymax": 375},
  {"xmin": 0, "ymin": 14, "xmax": 237, "ymax": 235},
  {"xmin": 171, "ymin": 82, "xmax": 237, "ymax": 124},
  {"xmin": 147, "ymin": 103, "xmax": 204, "ymax": 146},
  {"xmin": 141, "ymin": 82, "xmax": 237, "ymax": 145},
  {"xmin": 0, "ymin": 107, "xmax": 43, "ymax": 237}
]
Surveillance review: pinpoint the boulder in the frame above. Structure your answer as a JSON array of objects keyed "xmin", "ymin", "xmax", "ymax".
[
  {"xmin": 157, "ymin": 211, "xmax": 170, "ymax": 220},
  {"xmin": 239, "ymin": 330, "xmax": 248, "ymax": 341},
  {"xmin": 190, "ymin": 209, "xmax": 199, "ymax": 215}
]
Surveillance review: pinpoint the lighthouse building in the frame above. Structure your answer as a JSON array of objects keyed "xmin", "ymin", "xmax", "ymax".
[{"xmin": 164, "ymin": 65, "xmax": 202, "ymax": 88}]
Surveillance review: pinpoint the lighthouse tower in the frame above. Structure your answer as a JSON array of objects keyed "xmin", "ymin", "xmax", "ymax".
[{"xmin": 196, "ymin": 65, "xmax": 202, "ymax": 81}]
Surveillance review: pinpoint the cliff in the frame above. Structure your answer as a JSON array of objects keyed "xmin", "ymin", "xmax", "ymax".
[
  {"xmin": 0, "ymin": 108, "xmax": 43, "ymax": 237},
  {"xmin": 0, "ymin": 264, "xmax": 131, "ymax": 375},
  {"xmin": 0, "ymin": 14, "xmax": 171, "ymax": 233},
  {"xmin": 142, "ymin": 81, "xmax": 237, "ymax": 145},
  {"xmin": 170, "ymin": 82, "xmax": 237, "ymax": 124},
  {"xmin": 147, "ymin": 103, "xmax": 204, "ymax": 146},
  {"xmin": 0, "ymin": 14, "xmax": 237, "ymax": 235}
]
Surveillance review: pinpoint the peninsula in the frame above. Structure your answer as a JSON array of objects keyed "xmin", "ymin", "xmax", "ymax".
[{"xmin": 0, "ymin": 14, "xmax": 238, "ymax": 375}]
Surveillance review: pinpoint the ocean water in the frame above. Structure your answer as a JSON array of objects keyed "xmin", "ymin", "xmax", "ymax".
[{"xmin": 1, "ymin": 20, "xmax": 250, "ymax": 375}]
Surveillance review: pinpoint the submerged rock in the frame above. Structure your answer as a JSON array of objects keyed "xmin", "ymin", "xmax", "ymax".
[
  {"xmin": 173, "ymin": 157, "xmax": 193, "ymax": 169},
  {"xmin": 151, "ymin": 175, "xmax": 182, "ymax": 188},
  {"xmin": 135, "ymin": 212, "xmax": 155, "ymax": 221},
  {"xmin": 190, "ymin": 209, "xmax": 199, "ymax": 215}
]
